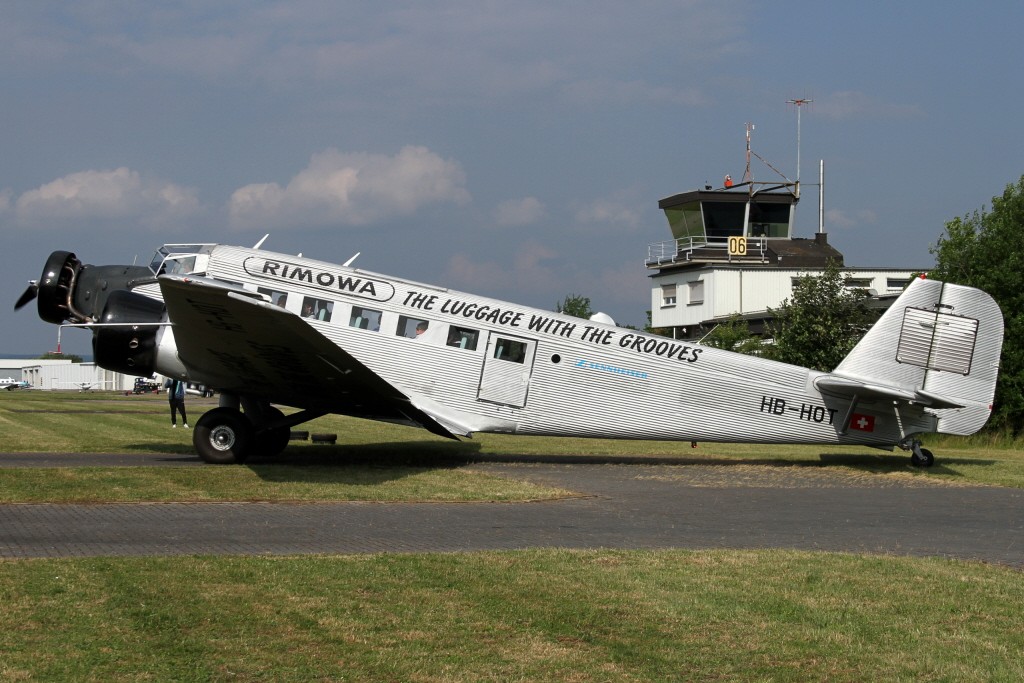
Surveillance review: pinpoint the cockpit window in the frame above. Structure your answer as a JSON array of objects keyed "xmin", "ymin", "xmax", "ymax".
[{"xmin": 149, "ymin": 244, "xmax": 214, "ymax": 276}]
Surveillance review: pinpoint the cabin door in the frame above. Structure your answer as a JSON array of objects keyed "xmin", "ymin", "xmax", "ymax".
[{"xmin": 477, "ymin": 333, "xmax": 536, "ymax": 407}]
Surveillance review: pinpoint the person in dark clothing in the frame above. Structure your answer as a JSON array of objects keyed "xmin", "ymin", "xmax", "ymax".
[{"xmin": 168, "ymin": 378, "xmax": 188, "ymax": 428}]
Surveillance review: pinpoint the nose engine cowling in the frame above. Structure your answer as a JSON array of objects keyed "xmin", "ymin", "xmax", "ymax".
[{"xmin": 92, "ymin": 290, "xmax": 167, "ymax": 377}]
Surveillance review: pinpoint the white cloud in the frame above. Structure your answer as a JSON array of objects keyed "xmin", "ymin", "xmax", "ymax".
[
  {"xmin": 493, "ymin": 197, "xmax": 545, "ymax": 226},
  {"xmin": 442, "ymin": 242, "xmax": 649, "ymax": 326},
  {"xmin": 815, "ymin": 91, "xmax": 923, "ymax": 120},
  {"xmin": 2, "ymin": 3, "xmax": 744, "ymax": 107},
  {"xmin": 825, "ymin": 207, "xmax": 878, "ymax": 230},
  {"xmin": 574, "ymin": 198, "xmax": 643, "ymax": 232},
  {"xmin": 227, "ymin": 146, "xmax": 471, "ymax": 231},
  {"xmin": 14, "ymin": 168, "xmax": 200, "ymax": 229},
  {"xmin": 562, "ymin": 79, "xmax": 709, "ymax": 107},
  {"xmin": 444, "ymin": 240, "xmax": 562, "ymax": 297}
]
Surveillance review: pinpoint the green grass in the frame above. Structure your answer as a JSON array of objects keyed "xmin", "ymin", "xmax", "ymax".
[
  {"xmin": 2, "ymin": 392, "xmax": 1023, "ymax": 681},
  {"xmin": 0, "ymin": 465, "xmax": 569, "ymax": 504},
  {"xmin": 3, "ymin": 390, "xmax": 1024, "ymax": 495},
  {"xmin": 1, "ymin": 550, "xmax": 1022, "ymax": 682}
]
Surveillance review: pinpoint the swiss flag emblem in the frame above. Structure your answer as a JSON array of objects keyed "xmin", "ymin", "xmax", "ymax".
[{"xmin": 850, "ymin": 413, "xmax": 875, "ymax": 432}]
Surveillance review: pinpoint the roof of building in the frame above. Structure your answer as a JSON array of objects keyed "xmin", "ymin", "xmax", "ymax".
[
  {"xmin": 658, "ymin": 187, "xmax": 798, "ymax": 209},
  {"xmin": 767, "ymin": 233, "xmax": 844, "ymax": 268}
]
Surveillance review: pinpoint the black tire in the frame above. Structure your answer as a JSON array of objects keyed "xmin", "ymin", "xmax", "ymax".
[
  {"xmin": 910, "ymin": 447, "xmax": 935, "ymax": 468},
  {"xmin": 253, "ymin": 406, "xmax": 290, "ymax": 458},
  {"xmin": 194, "ymin": 407, "xmax": 253, "ymax": 464}
]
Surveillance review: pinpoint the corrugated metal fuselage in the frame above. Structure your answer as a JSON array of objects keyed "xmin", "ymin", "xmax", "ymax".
[{"xmin": 184, "ymin": 245, "xmax": 933, "ymax": 448}]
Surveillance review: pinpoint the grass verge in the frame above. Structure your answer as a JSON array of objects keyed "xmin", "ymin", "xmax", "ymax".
[
  {"xmin": 3, "ymin": 390, "xmax": 1024, "ymax": 494},
  {"xmin": 1, "ymin": 549, "xmax": 1022, "ymax": 682}
]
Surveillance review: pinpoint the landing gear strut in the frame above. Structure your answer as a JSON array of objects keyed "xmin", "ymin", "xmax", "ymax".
[{"xmin": 900, "ymin": 438, "xmax": 935, "ymax": 468}]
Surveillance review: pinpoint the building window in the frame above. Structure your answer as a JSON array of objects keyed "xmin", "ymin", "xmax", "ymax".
[
  {"xmin": 844, "ymin": 278, "xmax": 872, "ymax": 290},
  {"xmin": 349, "ymin": 306, "xmax": 382, "ymax": 331},
  {"xmin": 887, "ymin": 278, "xmax": 910, "ymax": 291},
  {"xmin": 661, "ymin": 284, "xmax": 677, "ymax": 307},
  {"xmin": 688, "ymin": 280, "xmax": 704, "ymax": 305}
]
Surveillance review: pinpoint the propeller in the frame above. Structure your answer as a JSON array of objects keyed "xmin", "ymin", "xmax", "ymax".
[{"xmin": 14, "ymin": 281, "xmax": 38, "ymax": 311}]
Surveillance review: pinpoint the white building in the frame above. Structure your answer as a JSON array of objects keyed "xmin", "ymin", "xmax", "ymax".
[
  {"xmin": 0, "ymin": 358, "xmax": 137, "ymax": 391},
  {"xmin": 646, "ymin": 185, "xmax": 920, "ymax": 340}
]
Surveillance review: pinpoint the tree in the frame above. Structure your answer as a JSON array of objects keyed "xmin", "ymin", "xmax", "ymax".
[
  {"xmin": 643, "ymin": 310, "xmax": 672, "ymax": 337},
  {"xmin": 555, "ymin": 294, "xmax": 593, "ymax": 320},
  {"xmin": 701, "ymin": 315, "xmax": 765, "ymax": 356},
  {"xmin": 765, "ymin": 260, "xmax": 875, "ymax": 372},
  {"xmin": 930, "ymin": 175, "xmax": 1024, "ymax": 434},
  {"xmin": 38, "ymin": 351, "xmax": 83, "ymax": 363}
]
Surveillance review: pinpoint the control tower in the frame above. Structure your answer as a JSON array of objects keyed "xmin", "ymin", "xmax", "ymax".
[
  {"xmin": 645, "ymin": 130, "xmax": 917, "ymax": 341},
  {"xmin": 647, "ymin": 183, "xmax": 842, "ymax": 269}
]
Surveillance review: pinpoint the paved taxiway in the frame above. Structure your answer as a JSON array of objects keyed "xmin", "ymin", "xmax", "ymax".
[{"xmin": 1, "ymin": 452, "xmax": 1021, "ymax": 566}]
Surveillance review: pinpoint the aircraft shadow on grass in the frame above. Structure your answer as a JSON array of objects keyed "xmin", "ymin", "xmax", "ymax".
[{"xmin": 127, "ymin": 438, "xmax": 996, "ymax": 484}]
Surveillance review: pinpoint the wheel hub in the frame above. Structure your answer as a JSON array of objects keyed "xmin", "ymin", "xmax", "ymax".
[{"xmin": 210, "ymin": 425, "xmax": 237, "ymax": 451}]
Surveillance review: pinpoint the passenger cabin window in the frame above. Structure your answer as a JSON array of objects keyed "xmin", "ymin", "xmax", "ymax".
[
  {"xmin": 349, "ymin": 306, "xmax": 382, "ymax": 331},
  {"xmin": 397, "ymin": 315, "xmax": 429, "ymax": 339},
  {"xmin": 258, "ymin": 287, "xmax": 289, "ymax": 308},
  {"xmin": 447, "ymin": 326, "xmax": 479, "ymax": 350},
  {"xmin": 301, "ymin": 297, "xmax": 334, "ymax": 322},
  {"xmin": 493, "ymin": 338, "xmax": 527, "ymax": 364}
]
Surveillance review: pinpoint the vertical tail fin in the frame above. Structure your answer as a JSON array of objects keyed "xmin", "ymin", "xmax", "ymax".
[{"xmin": 829, "ymin": 277, "xmax": 1004, "ymax": 435}]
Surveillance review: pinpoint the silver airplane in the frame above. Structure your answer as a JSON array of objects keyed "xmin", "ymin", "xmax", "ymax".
[{"xmin": 15, "ymin": 242, "xmax": 1003, "ymax": 466}]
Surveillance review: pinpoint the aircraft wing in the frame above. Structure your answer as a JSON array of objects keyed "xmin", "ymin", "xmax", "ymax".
[{"xmin": 157, "ymin": 275, "xmax": 461, "ymax": 439}]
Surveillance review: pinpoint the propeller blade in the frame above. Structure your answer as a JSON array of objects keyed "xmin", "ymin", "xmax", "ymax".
[{"xmin": 14, "ymin": 282, "xmax": 38, "ymax": 311}]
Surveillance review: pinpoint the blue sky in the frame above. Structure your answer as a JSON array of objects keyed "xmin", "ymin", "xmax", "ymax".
[{"xmin": 3, "ymin": 1, "xmax": 1022, "ymax": 356}]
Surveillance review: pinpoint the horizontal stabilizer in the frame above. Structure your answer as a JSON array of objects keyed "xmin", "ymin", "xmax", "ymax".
[{"xmin": 814, "ymin": 375, "xmax": 965, "ymax": 409}]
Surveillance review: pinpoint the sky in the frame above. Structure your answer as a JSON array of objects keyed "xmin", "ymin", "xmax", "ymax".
[{"xmin": 2, "ymin": 1, "xmax": 1022, "ymax": 357}]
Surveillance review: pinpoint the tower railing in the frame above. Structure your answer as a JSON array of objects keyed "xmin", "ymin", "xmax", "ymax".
[{"xmin": 645, "ymin": 236, "xmax": 769, "ymax": 267}]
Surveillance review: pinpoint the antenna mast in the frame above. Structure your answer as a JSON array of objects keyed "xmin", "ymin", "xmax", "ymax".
[
  {"xmin": 742, "ymin": 122, "xmax": 755, "ymax": 184},
  {"xmin": 786, "ymin": 98, "xmax": 813, "ymax": 198}
]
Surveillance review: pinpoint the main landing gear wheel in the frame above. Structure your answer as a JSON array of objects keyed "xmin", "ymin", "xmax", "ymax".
[
  {"xmin": 910, "ymin": 446, "xmax": 935, "ymax": 468},
  {"xmin": 194, "ymin": 407, "xmax": 253, "ymax": 464}
]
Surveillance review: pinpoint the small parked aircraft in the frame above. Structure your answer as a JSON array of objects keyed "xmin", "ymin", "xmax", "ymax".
[
  {"xmin": 15, "ymin": 241, "xmax": 1003, "ymax": 466},
  {"xmin": 1, "ymin": 378, "xmax": 31, "ymax": 391}
]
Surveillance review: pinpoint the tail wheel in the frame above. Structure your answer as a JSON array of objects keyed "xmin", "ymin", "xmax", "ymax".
[
  {"xmin": 194, "ymin": 407, "xmax": 253, "ymax": 464},
  {"xmin": 910, "ymin": 447, "xmax": 935, "ymax": 468}
]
